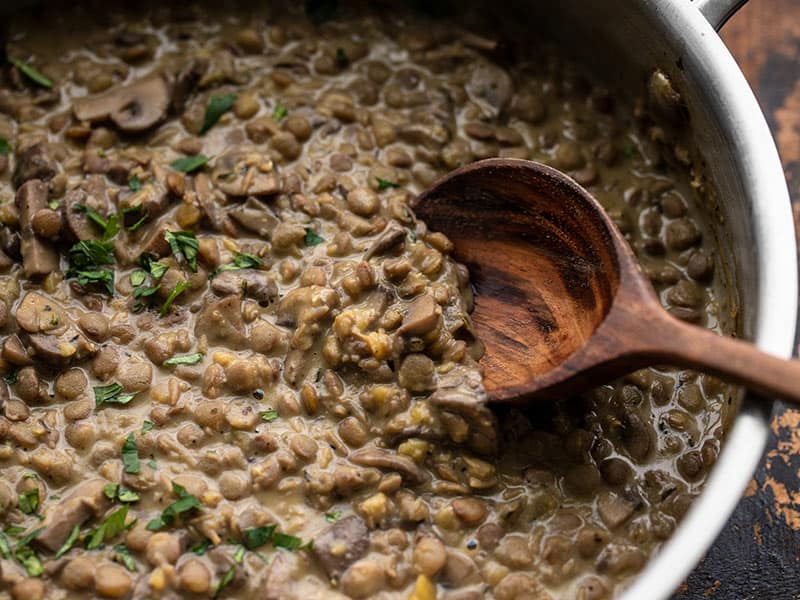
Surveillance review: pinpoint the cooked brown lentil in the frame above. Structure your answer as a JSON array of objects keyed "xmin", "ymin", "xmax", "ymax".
[{"xmin": 0, "ymin": 2, "xmax": 735, "ymax": 599}]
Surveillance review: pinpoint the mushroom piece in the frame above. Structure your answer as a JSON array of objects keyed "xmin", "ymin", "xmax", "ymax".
[
  {"xmin": 312, "ymin": 516, "xmax": 370, "ymax": 578},
  {"xmin": 35, "ymin": 479, "xmax": 109, "ymax": 552},
  {"xmin": 194, "ymin": 173, "xmax": 234, "ymax": 233},
  {"xmin": 73, "ymin": 74, "xmax": 170, "ymax": 132},
  {"xmin": 12, "ymin": 142, "xmax": 58, "ymax": 188},
  {"xmin": 211, "ymin": 149, "xmax": 282, "ymax": 197},
  {"xmin": 349, "ymin": 446, "xmax": 429, "ymax": 486},
  {"xmin": 195, "ymin": 295, "xmax": 247, "ymax": 349},
  {"xmin": 228, "ymin": 196, "xmax": 279, "ymax": 237},
  {"xmin": 16, "ymin": 180, "xmax": 59, "ymax": 278},
  {"xmin": 397, "ymin": 294, "xmax": 440, "ymax": 336},
  {"xmin": 465, "ymin": 62, "xmax": 513, "ymax": 118},
  {"xmin": 211, "ymin": 270, "xmax": 278, "ymax": 304},
  {"xmin": 15, "ymin": 292, "xmax": 97, "ymax": 365},
  {"xmin": 364, "ymin": 225, "xmax": 406, "ymax": 260}
]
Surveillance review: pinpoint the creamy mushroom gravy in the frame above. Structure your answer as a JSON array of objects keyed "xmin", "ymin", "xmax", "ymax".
[{"xmin": 0, "ymin": 3, "xmax": 737, "ymax": 599}]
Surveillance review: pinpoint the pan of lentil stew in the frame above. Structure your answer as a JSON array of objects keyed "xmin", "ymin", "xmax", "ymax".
[{"xmin": 0, "ymin": 0, "xmax": 794, "ymax": 599}]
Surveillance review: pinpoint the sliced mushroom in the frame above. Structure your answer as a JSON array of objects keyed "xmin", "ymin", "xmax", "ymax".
[
  {"xmin": 194, "ymin": 172, "xmax": 234, "ymax": 233},
  {"xmin": 12, "ymin": 142, "xmax": 59, "ymax": 188},
  {"xmin": 35, "ymin": 479, "xmax": 109, "ymax": 552},
  {"xmin": 276, "ymin": 286, "xmax": 339, "ymax": 328},
  {"xmin": 16, "ymin": 180, "xmax": 59, "ymax": 278},
  {"xmin": 228, "ymin": 196, "xmax": 279, "ymax": 237},
  {"xmin": 312, "ymin": 516, "xmax": 370, "ymax": 578},
  {"xmin": 397, "ymin": 294, "xmax": 440, "ymax": 336},
  {"xmin": 364, "ymin": 225, "xmax": 406, "ymax": 260},
  {"xmin": 73, "ymin": 74, "xmax": 170, "ymax": 132},
  {"xmin": 195, "ymin": 295, "xmax": 247, "ymax": 349},
  {"xmin": 171, "ymin": 57, "xmax": 209, "ymax": 115},
  {"xmin": 465, "ymin": 62, "xmax": 513, "ymax": 118},
  {"xmin": 210, "ymin": 270, "xmax": 278, "ymax": 304},
  {"xmin": 211, "ymin": 149, "xmax": 281, "ymax": 197},
  {"xmin": 15, "ymin": 292, "xmax": 97, "ymax": 365},
  {"xmin": 349, "ymin": 446, "xmax": 429, "ymax": 485}
]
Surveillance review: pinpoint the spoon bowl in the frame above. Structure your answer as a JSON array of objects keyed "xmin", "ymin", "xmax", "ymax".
[{"xmin": 414, "ymin": 158, "xmax": 800, "ymax": 405}]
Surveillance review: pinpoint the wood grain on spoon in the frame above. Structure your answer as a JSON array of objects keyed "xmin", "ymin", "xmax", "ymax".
[{"xmin": 413, "ymin": 158, "xmax": 800, "ymax": 405}]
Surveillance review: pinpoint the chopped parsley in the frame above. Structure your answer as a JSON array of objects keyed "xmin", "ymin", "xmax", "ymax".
[
  {"xmin": 4, "ymin": 525, "xmax": 25, "ymax": 537},
  {"xmin": 260, "ymin": 409, "xmax": 279, "ymax": 423},
  {"xmin": 86, "ymin": 505, "xmax": 133, "ymax": 550},
  {"xmin": 9, "ymin": 57, "xmax": 53, "ymax": 89},
  {"xmin": 147, "ymin": 459, "xmax": 157, "ymax": 470},
  {"xmin": 201, "ymin": 94, "xmax": 237, "ymax": 134},
  {"xmin": 129, "ymin": 270, "xmax": 146, "ymax": 287},
  {"xmin": 214, "ymin": 565, "xmax": 236, "ymax": 598},
  {"xmin": 141, "ymin": 421, "xmax": 154, "ymax": 433},
  {"xmin": 170, "ymin": 154, "xmax": 209, "ymax": 173},
  {"xmin": 146, "ymin": 483, "xmax": 200, "ymax": 531},
  {"xmin": 123, "ymin": 204, "xmax": 148, "ymax": 231},
  {"xmin": 272, "ymin": 102, "xmax": 288, "ymax": 121},
  {"xmin": 213, "ymin": 252, "xmax": 263, "ymax": 277},
  {"xmin": 164, "ymin": 230, "xmax": 199, "ymax": 272},
  {"xmin": 114, "ymin": 544, "xmax": 137, "ymax": 572},
  {"xmin": 68, "ymin": 239, "xmax": 114, "ymax": 268},
  {"xmin": 103, "ymin": 483, "xmax": 140, "ymax": 504},
  {"xmin": 48, "ymin": 200, "xmax": 59, "ymax": 210},
  {"xmin": 159, "ymin": 280, "xmax": 190, "ymax": 317},
  {"xmin": 72, "ymin": 269, "xmax": 115, "ymax": 295},
  {"xmin": 54, "ymin": 524, "xmax": 80, "ymax": 559},
  {"xmin": 128, "ymin": 175, "xmax": 142, "ymax": 192},
  {"xmin": 121, "ymin": 433, "xmax": 140, "ymax": 475},
  {"xmin": 0, "ymin": 532, "xmax": 10, "ymax": 559},
  {"xmin": 0, "ymin": 138, "xmax": 11, "ymax": 156},
  {"xmin": 324, "ymin": 510, "xmax": 341, "ymax": 523},
  {"xmin": 191, "ymin": 538, "xmax": 213, "ymax": 556},
  {"xmin": 73, "ymin": 204, "xmax": 118, "ymax": 239},
  {"xmin": 241, "ymin": 525, "xmax": 310, "ymax": 552},
  {"xmin": 163, "ymin": 353, "xmax": 204, "ymax": 367},
  {"xmin": 132, "ymin": 285, "xmax": 160, "ymax": 299},
  {"xmin": 233, "ymin": 545, "xmax": 246, "ymax": 564},
  {"xmin": 304, "ymin": 227, "xmax": 324, "ymax": 247},
  {"xmin": 18, "ymin": 488, "xmax": 39, "ymax": 515},
  {"xmin": 139, "ymin": 253, "xmax": 169, "ymax": 280},
  {"xmin": 13, "ymin": 527, "xmax": 44, "ymax": 577},
  {"xmin": 242, "ymin": 525, "xmax": 276, "ymax": 549},
  {"xmin": 94, "ymin": 383, "xmax": 137, "ymax": 408},
  {"xmin": 3, "ymin": 369, "xmax": 17, "ymax": 385},
  {"xmin": 376, "ymin": 177, "xmax": 400, "ymax": 191}
]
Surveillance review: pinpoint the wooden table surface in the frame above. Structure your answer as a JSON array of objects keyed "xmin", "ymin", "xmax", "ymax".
[{"xmin": 673, "ymin": 1, "xmax": 800, "ymax": 598}]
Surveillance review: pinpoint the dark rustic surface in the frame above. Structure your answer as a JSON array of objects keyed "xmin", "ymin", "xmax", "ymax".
[{"xmin": 673, "ymin": 2, "xmax": 800, "ymax": 599}]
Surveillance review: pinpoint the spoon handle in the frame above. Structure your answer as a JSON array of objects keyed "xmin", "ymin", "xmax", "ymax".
[{"xmin": 642, "ymin": 311, "xmax": 800, "ymax": 404}]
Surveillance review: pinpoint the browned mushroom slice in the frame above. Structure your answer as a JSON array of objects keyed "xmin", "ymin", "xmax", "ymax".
[
  {"xmin": 349, "ymin": 446, "xmax": 429, "ymax": 485},
  {"xmin": 397, "ymin": 294, "xmax": 440, "ymax": 336},
  {"xmin": 12, "ymin": 142, "xmax": 59, "ymax": 188},
  {"xmin": 228, "ymin": 197, "xmax": 279, "ymax": 238},
  {"xmin": 364, "ymin": 225, "xmax": 407, "ymax": 259},
  {"xmin": 312, "ymin": 516, "xmax": 370, "ymax": 578},
  {"xmin": 211, "ymin": 150, "xmax": 281, "ymax": 197},
  {"xmin": 16, "ymin": 180, "xmax": 59, "ymax": 278},
  {"xmin": 195, "ymin": 295, "xmax": 248, "ymax": 349},
  {"xmin": 211, "ymin": 270, "xmax": 278, "ymax": 304},
  {"xmin": 35, "ymin": 479, "xmax": 109, "ymax": 552},
  {"xmin": 194, "ymin": 172, "xmax": 234, "ymax": 233},
  {"xmin": 15, "ymin": 292, "xmax": 97, "ymax": 364},
  {"xmin": 171, "ymin": 57, "xmax": 209, "ymax": 114},
  {"xmin": 73, "ymin": 74, "xmax": 170, "ymax": 132}
]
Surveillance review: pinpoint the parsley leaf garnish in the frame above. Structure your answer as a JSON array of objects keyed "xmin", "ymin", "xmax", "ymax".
[
  {"xmin": 103, "ymin": 483, "xmax": 140, "ymax": 504},
  {"xmin": 128, "ymin": 175, "xmax": 142, "ymax": 192},
  {"xmin": 13, "ymin": 527, "xmax": 44, "ymax": 577},
  {"xmin": 86, "ymin": 505, "xmax": 132, "ymax": 550},
  {"xmin": 212, "ymin": 252, "xmax": 263, "ymax": 278},
  {"xmin": 94, "ymin": 383, "xmax": 136, "ymax": 408},
  {"xmin": 54, "ymin": 524, "xmax": 80, "ymax": 559},
  {"xmin": 121, "ymin": 433, "xmax": 140, "ymax": 475},
  {"xmin": 376, "ymin": 177, "xmax": 400, "ymax": 191},
  {"xmin": 0, "ymin": 138, "xmax": 11, "ymax": 156},
  {"xmin": 73, "ymin": 204, "xmax": 118, "ymax": 239},
  {"xmin": 260, "ymin": 409, "xmax": 279, "ymax": 423},
  {"xmin": 114, "ymin": 544, "xmax": 137, "ymax": 572},
  {"xmin": 272, "ymin": 532, "xmax": 303, "ymax": 550},
  {"xmin": 163, "ymin": 353, "xmax": 204, "ymax": 367},
  {"xmin": 123, "ymin": 204, "xmax": 148, "ymax": 231},
  {"xmin": 304, "ymin": 228, "xmax": 324, "ymax": 246},
  {"xmin": 68, "ymin": 239, "xmax": 114, "ymax": 268},
  {"xmin": 191, "ymin": 538, "xmax": 212, "ymax": 555},
  {"xmin": 272, "ymin": 102, "xmax": 288, "ymax": 121},
  {"xmin": 201, "ymin": 94, "xmax": 237, "ymax": 134},
  {"xmin": 129, "ymin": 270, "xmax": 146, "ymax": 287},
  {"xmin": 141, "ymin": 421, "xmax": 154, "ymax": 433},
  {"xmin": 3, "ymin": 369, "xmax": 17, "ymax": 385},
  {"xmin": 170, "ymin": 155, "xmax": 209, "ymax": 173},
  {"xmin": 164, "ymin": 230, "xmax": 199, "ymax": 272},
  {"xmin": 146, "ymin": 483, "xmax": 200, "ymax": 531},
  {"xmin": 214, "ymin": 565, "xmax": 236, "ymax": 598},
  {"xmin": 18, "ymin": 488, "xmax": 39, "ymax": 515},
  {"xmin": 160, "ymin": 280, "xmax": 190, "ymax": 317},
  {"xmin": 324, "ymin": 510, "xmax": 341, "ymax": 523},
  {"xmin": 9, "ymin": 57, "xmax": 53, "ymax": 89},
  {"xmin": 72, "ymin": 269, "xmax": 115, "ymax": 295},
  {"xmin": 242, "ymin": 525, "xmax": 276, "ymax": 549}
]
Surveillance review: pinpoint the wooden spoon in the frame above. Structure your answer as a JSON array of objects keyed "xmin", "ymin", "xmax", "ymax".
[{"xmin": 413, "ymin": 158, "xmax": 800, "ymax": 404}]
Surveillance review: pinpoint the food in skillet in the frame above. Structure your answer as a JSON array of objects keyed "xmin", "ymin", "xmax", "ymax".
[{"xmin": 0, "ymin": 2, "xmax": 734, "ymax": 599}]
